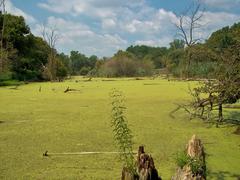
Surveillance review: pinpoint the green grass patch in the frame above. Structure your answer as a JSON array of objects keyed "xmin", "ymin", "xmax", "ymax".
[{"xmin": 0, "ymin": 77, "xmax": 239, "ymax": 179}]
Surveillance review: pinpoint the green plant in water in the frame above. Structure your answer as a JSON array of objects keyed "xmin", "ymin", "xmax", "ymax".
[
  {"xmin": 109, "ymin": 88, "xmax": 136, "ymax": 174},
  {"xmin": 189, "ymin": 157, "xmax": 205, "ymax": 176},
  {"xmin": 175, "ymin": 151, "xmax": 190, "ymax": 169},
  {"xmin": 176, "ymin": 151, "xmax": 205, "ymax": 176}
]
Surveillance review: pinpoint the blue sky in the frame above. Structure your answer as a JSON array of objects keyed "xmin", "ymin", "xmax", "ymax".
[{"xmin": 6, "ymin": 0, "xmax": 240, "ymax": 57}]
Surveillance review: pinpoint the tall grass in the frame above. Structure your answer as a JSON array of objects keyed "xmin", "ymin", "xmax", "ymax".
[{"xmin": 109, "ymin": 88, "xmax": 135, "ymax": 174}]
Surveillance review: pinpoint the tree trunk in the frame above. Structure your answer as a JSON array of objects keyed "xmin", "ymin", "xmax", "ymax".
[
  {"xmin": 185, "ymin": 48, "xmax": 192, "ymax": 79},
  {"xmin": 217, "ymin": 103, "xmax": 223, "ymax": 128}
]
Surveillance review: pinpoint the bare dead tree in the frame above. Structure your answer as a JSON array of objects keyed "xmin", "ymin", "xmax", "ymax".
[
  {"xmin": 175, "ymin": 0, "xmax": 205, "ymax": 47},
  {"xmin": 175, "ymin": 0, "xmax": 205, "ymax": 77},
  {"xmin": 41, "ymin": 25, "xmax": 59, "ymax": 81},
  {"xmin": 42, "ymin": 25, "xmax": 58, "ymax": 49}
]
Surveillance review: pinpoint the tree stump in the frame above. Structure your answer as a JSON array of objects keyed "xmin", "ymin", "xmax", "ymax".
[
  {"xmin": 186, "ymin": 135, "xmax": 205, "ymax": 159},
  {"xmin": 172, "ymin": 135, "xmax": 206, "ymax": 180},
  {"xmin": 121, "ymin": 146, "xmax": 161, "ymax": 180},
  {"xmin": 122, "ymin": 167, "xmax": 137, "ymax": 180}
]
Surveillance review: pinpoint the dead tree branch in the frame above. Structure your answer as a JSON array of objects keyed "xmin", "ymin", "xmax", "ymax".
[
  {"xmin": 175, "ymin": 0, "xmax": 205, "ymax": 47},
  {"xmin": 64, "ymin": 86, "xmax": 80, "ymax": 93}
]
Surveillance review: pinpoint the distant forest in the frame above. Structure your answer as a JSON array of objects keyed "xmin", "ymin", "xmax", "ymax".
[{"xmin": 0, "ymin": 13, "xmax": 239, "ymax": 83}]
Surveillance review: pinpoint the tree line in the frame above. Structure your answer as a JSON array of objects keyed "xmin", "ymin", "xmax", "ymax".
[
  {"xmin": 0, "ymin": 11, "xmax": 239, "ymax": 84},
  {"xmin": 0, "ymin": 12, "xmax": 100, "ymax": 83}
]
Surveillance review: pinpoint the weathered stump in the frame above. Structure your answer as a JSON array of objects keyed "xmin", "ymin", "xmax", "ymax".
[
  {"xmin": 172, "ymin": 135, "xmax": 206, "ymax": 180},
  {"xmin": 121, "ymin": 146, "xmax": 161, "ymax": 180},
  {"xmin": 186, "ymin": 135, "xmax": 205, "ymax": 160},
  {"xmin": 122, "ymin": 167, "xmax": 138, "ymax": 180}
]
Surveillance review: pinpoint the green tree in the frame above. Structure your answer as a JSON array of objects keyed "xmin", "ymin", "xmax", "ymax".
[
  {"xmin": 88, "ymin": 55, "xmax": 98, "ymax": 68},
  {"xmin": 12, "ymin": 34, "xmax": 50, "ymax": 81},
  {"xmin": 70, "ymin": 51, "xmax": 88, "ymax": 75},
  {"xmin": 126, "ymin": 45, "xmax": 168, "ymax": 68},
  {"xmin": 169, "ymin": 39, "xmax": 185, "ymax": 50},
  {"xmin": 57, "ymin": 52, "xmax": 70, "ymax": 74},
  {"xmin": 56, "ymin": 58, "xmax": 68, "ymax": 81},
  {"xmin": 206, "ymin": 22, "xmax": 240, "ymax": 49},
  {"xmin": 181, "ymin": 23, "xmax": 240, "ymax": 126},
  {"xmin": 0, "ymin": 13, "xmax": 30, "ymax": 78},
  {"xmin": 0, "ymin": 13, "xmax": 52, "ymax": 81}
]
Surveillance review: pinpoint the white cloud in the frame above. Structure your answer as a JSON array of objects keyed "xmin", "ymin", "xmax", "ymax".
[
  {"xmin": 35, "ymin": 0, "xmax": 240, "ymax": 57},
  {"xmin": 198, "ymin": 11, "xmax": 240, "ymax": 39},
  {"xmin": 32, "ymin": 16, "xmax": 127, "ymax": 57},
  {"xmin": 102, "ymin": 18, "xmax": 116, "ymax": 29},
  {"xmin": 126, "ymin": 8, "xmax": 240, "ymax": 47},
  {"xmin": 201, "ymin": 11, "xmax": 240, "ymax": 28},
  {"xmin": 135, "ymin": 37, "xmax": 173, "ymax": 47},
  {"xmin": 5, "ymin": 0, "xmax": 36, "ymax": 23},
  {"xmin": 36, "ymin": 0, "xmax": 177, "ymax": 55},
  {"xmin": 38, "ymin": 0, "xmax": 144, "ymax": 18}
]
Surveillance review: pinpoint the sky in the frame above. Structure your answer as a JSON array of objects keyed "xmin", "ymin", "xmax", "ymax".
[{"xmin": 5, "ymin": 0, "xmax": 240, "ymax": 57}]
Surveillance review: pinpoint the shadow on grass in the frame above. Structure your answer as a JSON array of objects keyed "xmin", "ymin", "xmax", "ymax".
[
  {"xmin": 208, "ymin": 170, "xmax": 240, "ymax": 180},
  {"xmin": 224, "ymin": 111, "xmax": 240, "ymax": 126},
  {"xmin": 226, "ymin": 111, "xmax": 240, "ymax": 120},
  {"xmin": 203, "ymin": 111, "xmax": 240, "ymax": 128}
]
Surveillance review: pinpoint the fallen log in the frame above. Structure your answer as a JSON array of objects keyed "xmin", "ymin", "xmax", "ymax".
[
  {"xmin": 84, "ymin": 77, "xmax": 92, "ymax": 82},
  {"xmin": 43, "ymin": 151, "xmax": 137, "ymax": 156},
  {"xmin": 64, "ymin": 86, "xmax": 80, "ymax": 93}
]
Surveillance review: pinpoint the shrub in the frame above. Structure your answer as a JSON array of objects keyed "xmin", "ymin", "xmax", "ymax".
[
  {"xmin": 176, "ymin": 151, "xmax": 205, "ymax": 176},
  {"xmin": 0, "ymin": 72, "xmax": 12, "ymax": 81},
  {"xmin": 175, "ymin": 151, "xmax": 190, "ymax": 169},
  {"xmin": 79, "ymin": 66, "xmax": 91, "ymax": 75}
]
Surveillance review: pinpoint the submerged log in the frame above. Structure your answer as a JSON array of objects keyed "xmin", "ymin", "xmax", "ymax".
[{"xmin": 64, "ymin": 86, "xmax": 80, "ymax": 93}]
